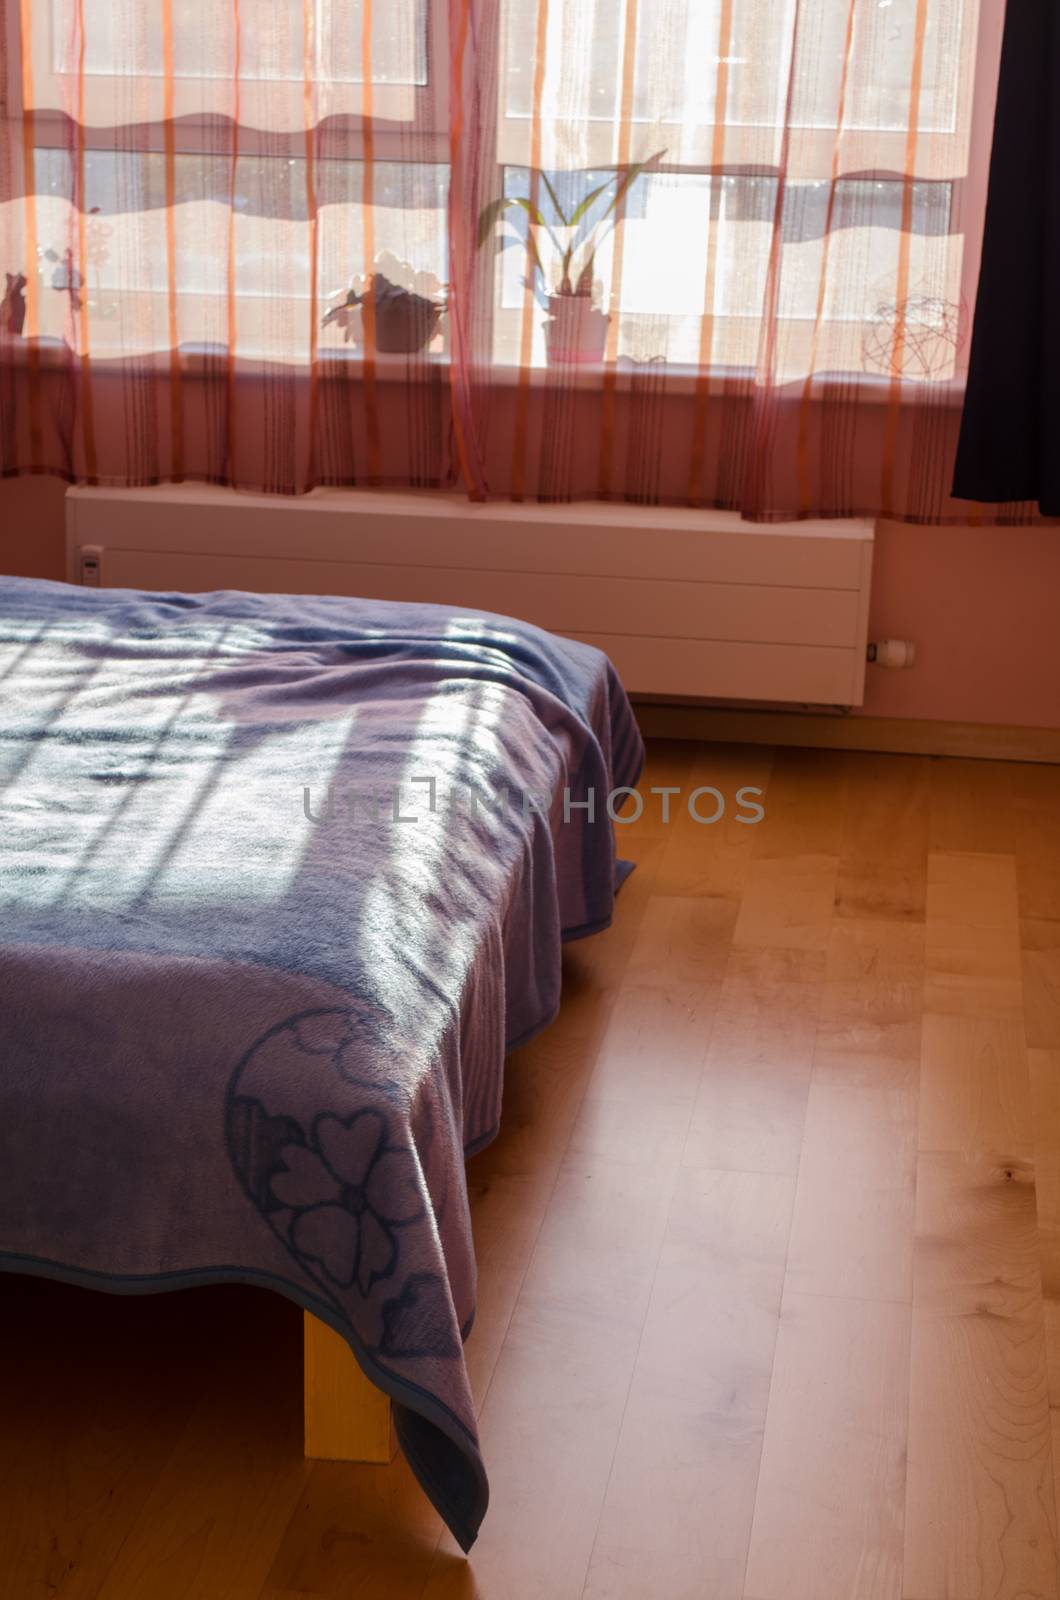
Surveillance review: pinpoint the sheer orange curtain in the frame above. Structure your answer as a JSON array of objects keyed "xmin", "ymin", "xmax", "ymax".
[{"xmin": 0, "ymin": 0, "xmax": 1016, "ymax": 520}]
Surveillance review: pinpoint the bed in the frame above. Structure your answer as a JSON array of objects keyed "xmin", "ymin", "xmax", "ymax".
[{"xmin": 0, "ymin": 574, "xmax": 643, "ymax": 1551}]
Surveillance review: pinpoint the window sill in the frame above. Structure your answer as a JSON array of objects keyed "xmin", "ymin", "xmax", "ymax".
[{"xmin": 4, "ymin": 335, "xmax": 967, "ymax": 405}]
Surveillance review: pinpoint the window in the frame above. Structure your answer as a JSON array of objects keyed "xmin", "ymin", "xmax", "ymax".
[
  {"xmin": 29, "ymin": 0, "xmax": 437, "ymax": 122},
  {"xmin": 490, "ymin": 0, "xmax": 1002, "ymax": 378},
  {"xmin": 12, "ymin": 0, "xmax": 1002, "ymax": 382},
  {"xmin": 20, "ymin": 0, "xmax": 449, "ymax": 363}
]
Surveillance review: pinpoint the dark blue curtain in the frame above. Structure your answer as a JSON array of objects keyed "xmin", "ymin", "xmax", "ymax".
[{"xmin": 954, "ymin": 0, "xmax": 1060, "ymax": 513}]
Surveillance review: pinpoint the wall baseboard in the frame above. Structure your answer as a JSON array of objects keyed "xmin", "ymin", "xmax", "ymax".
[{"xmin": 633, "ymin": 703, "xmax": 1060, "ymax": 765}]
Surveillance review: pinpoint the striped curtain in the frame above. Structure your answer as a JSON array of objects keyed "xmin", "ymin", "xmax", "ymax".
[{"xmin": 0, "ymin": 0, "xmax": 1016, "ymax": 521}]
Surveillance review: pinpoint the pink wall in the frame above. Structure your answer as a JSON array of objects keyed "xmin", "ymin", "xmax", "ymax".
[
  {"xmin": 864, "ymin": 519, "xmax": 1060, "ymax": 729},
  {"xmin": 2, "ymin": 475, "xmax": 1058, "ymax": 730},
  {"xmin": 0, "ymin": 474, "xmax": 66, "ymax": 581}
]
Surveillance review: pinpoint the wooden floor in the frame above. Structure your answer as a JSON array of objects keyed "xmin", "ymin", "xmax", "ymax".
[{"xmin": 6, "ymin": 740, "xmax": 1060, "ymax": 1600}]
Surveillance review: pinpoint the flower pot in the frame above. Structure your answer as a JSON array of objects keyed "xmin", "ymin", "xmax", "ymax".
[
  {"xmin": 322, "ymin": 269, "xmax": 445, "ymax": 355},
  {"xmin": 543, "ymin": 293, "xmax": 610, "ymax": 366},
  {"xmin": 372, "ymin": 282, "xmax": 444, "ymax": 354}
]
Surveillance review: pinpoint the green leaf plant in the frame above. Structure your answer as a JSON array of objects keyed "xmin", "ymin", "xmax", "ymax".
[{"xmin": 477, "ymin": 150, "xmax": 666, "ymax": 307}]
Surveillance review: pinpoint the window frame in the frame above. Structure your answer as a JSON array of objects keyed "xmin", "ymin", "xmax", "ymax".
[
  {"xmin": 3, "ymin": 0, "xmax": 1007, "ymax": 393},
  {"xmin": 485, "ymin": 0, "xmax": 1005, "ymax": 384},
  {"xmin": 14, "ymin": 0, "xmax": 449, "ymax": 161}
]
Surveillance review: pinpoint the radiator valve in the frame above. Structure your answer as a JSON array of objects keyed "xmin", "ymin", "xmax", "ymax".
[{"xmin": 867, "ymin": 639, "xmax": 916, "ymax": 668}]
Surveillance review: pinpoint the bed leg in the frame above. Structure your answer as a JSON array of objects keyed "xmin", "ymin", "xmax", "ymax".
[{"xmin": 303, "ymin": 1310, "xmax": 396, "ymax": 1463}]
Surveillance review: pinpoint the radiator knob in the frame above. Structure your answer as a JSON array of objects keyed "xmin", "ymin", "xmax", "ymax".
[{"xmin": 868, "ymin": 639, "xmax": 916, "ymax": 668}]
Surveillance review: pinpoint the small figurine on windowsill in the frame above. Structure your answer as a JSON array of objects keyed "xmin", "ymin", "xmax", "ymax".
[{"xmin": 1, "ymin": 272, "xmax": 27, "ymax": 337}]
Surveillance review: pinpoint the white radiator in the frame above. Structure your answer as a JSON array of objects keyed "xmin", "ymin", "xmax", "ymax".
[{"xmin": 65, "ymin": 485, "xmax": 875, "ymax": 707}]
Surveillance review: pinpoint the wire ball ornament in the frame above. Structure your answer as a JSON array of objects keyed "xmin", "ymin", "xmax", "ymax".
[{"xmin": 862, "ymin": 293, "xmax": 965, "ymax": 380}]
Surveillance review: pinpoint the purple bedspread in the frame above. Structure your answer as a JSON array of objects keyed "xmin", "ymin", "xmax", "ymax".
[{"xmin": 0, "ymin": 575, "xmax": 643, "ymax": 1548}]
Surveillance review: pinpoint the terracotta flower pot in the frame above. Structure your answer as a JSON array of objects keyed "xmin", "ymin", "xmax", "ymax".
[{"xmin": 543, "ymin": 293, "xmax": 610, "ymax": 366}]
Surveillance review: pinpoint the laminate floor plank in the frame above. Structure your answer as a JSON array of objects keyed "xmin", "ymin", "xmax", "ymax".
[{"xmin": 743, "ymin": 1292, "xmax": 911, "ymax": 1600}]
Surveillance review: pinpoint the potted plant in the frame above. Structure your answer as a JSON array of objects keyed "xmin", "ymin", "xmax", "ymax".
[
  {"xmin": 478, "ymin": 152, "xmax": 664, "ymax": 366},
  {"xmin": 322, "ymin": 251, "xmax": 446, "ymax": 355}
]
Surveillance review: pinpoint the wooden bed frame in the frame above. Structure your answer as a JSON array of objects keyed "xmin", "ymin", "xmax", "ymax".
[{"xmin": 303, "ymin": 1311, "xmax": 395, "ymax": 1463}]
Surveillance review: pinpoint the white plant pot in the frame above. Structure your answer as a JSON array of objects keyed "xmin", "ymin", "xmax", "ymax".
[{"xmin": 543, "ymin": 294, "xmax": 610, "ymax": 366}]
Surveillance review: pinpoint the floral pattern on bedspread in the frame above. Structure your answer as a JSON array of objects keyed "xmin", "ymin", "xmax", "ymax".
[{"xmin": 227, "ymin": 1007, "xmax": 460, "ymax": 1359}]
